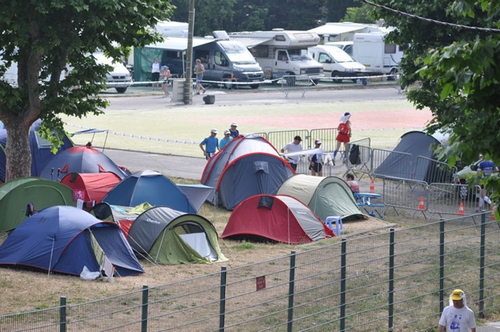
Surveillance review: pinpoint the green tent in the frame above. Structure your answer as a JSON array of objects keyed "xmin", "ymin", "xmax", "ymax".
[
  {"xmin": 123, "ymin": 205, "xmax": 227, "ymax": 265},
  {"xmin": 0, "ymin": 177, "xmax": 76, "ymax": 232},
  {"xmin": 277, "ymin": 174, "xmax": 367, "ymax": 222}
]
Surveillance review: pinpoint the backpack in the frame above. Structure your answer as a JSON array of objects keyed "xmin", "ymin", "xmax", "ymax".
[
  {"xmin": 339, "ymin": 123, "xmax": 349, "ymax": 134},
  {"xmin": 349, "ymin": 144, "xmax": 361, "ymax": 165}
]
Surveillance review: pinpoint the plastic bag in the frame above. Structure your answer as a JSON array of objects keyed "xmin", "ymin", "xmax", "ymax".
[{"xmin": 80, "ymin": 266, "xmax": 100, "ymax": 280}]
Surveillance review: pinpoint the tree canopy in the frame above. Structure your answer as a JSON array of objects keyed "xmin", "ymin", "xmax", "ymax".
[
  {"xmin": 0, "ymin": 0, "xmax": 172, "ymax": 181},
  {"xmin": 369, "ymin": 0, "xmax": 500, "ymax": 203}
]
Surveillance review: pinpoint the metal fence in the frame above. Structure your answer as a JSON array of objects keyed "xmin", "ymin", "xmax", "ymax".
[{"xmin": 2, "ymin": 214, "xmax": 499, "ymax": 331}]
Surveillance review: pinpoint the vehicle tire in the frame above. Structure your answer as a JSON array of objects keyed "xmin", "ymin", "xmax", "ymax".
[
  {"xmin": 331, "ymin": 72, "xmax": 342, "ymax": 83},
  {"xmin": 116, "ymin": 88, "xmax": 127, "ymax": 93},
  {"xmin": 388, "ymin": 68, "xmax": 398, "ymax": 81},
  {"xmin": 249, "ymin": 84, "xmax": 260, "ymax": 89}
]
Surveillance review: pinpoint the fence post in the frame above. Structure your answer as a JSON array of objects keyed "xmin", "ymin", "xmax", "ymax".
[
  {"xmin": 141, "ymin": 285, "xmax": 148, "ymax": 332},
  {"xmin": 59, "ymin": 296, "xmax": 66, "ymax": 332},
  {"xmin": 479, "ymin": 212, "xmax": 486, "ymax": 318},
  {"xmin": 219, "ymin": 266, "xmax": 227, "ymax": 331},
  {"xmin": 388, "ymin": 228, "xmax": 395, "ymax": 331},
  {"xmin": 439, "ymin": 218, "xmax": 445, "ymax": 313},
  {"xmin": 340, "ymin": 238, "xmax": 347, "ymax": 332},
  {"xmin": 287, "ymin": 250, "xmax": 296, "ymax": 332}
]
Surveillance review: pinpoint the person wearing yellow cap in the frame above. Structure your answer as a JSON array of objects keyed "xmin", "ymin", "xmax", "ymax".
[{"xmin": 438, "ymin": 289, "xmax": 476, "ymax": 332}]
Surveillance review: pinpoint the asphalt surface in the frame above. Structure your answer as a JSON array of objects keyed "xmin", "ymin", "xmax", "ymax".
[{"xmin": 101, "ymin": 85, "xmax": 500, "ymax": 331}]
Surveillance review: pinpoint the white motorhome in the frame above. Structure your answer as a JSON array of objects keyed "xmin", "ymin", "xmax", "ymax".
[
  {"xmin": 308, "ymin": 45, "xmax": 366, "ymax": 83},
  {"xmin": 352, "ymin": 32, "xmax": 407, "ymax": 79},
  {"xmin": 229, "ymin": 29, "xmax": 323, "ymax": 82}
]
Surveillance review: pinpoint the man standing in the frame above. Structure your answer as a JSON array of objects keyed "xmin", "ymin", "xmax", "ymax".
[
  {"xmin": 199, "ymin": 128, "xmax": 219, "ymax": 160},
  {"xmin": 220, "ymin": 130, "xmax": 233, "ymax": 149},
  {"xmin": 229, "ymin": 122, "xmax": 239, "ymax": 138},
  {"xmin": 438, "ymin": 289, "xmax": 476, "ymax": 332},
  {"xmin": 476, "ymin": 154, "xmax": 497, "ymax": 211},
  {"xmin": 281, "ymin": 135, "xmax": 303, "ymax": 171}
]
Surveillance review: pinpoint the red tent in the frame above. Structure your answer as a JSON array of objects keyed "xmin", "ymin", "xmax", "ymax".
[
  {"xmin": 60, "ymin": 172, "xmax": 121, "ymax": 205},
  {"xmin": 222, "ymin": 194, "xmax": 334, "ymax": 244}
]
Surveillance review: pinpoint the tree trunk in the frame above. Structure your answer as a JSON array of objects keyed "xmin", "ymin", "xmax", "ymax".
[{"xmin": 5, "ymin": 118, "xmax": 32, "ymax": 182}]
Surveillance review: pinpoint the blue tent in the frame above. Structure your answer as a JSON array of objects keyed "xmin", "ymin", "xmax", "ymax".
[
  {"xmin": 0, "ymin": 206, "xmax": 144, "ymax": 277},
  {"xmin": 0, "ymin": 119, "xmax": 74, "ymax": 182},
  {"xmin": 103, "ymin": 170, "xmax": 197, "ymax": 213}
]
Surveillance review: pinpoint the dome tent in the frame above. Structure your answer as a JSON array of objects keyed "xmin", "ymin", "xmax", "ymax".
[
  {"xmin": 277, "ymin": 174, "xmax": 366, "ymax": 222},
  {"xmin": 0, "ymin": 206, "xmax": 144, "ymax": 277},
  {"xmin": 222, "ymin": 194, "xmax": 334, "ymax": 244},
  {"xmin": 201, "ymin": 134, "xmax": 294, "ymax": 210}
]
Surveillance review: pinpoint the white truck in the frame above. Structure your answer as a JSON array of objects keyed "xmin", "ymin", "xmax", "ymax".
[
  {"xmin": 352, "ymin": 32, "xmax": 406, "ymax": 79},
  {"xmin": 229, "ymin": 29, "xmax": 323, "ymax": 83},
  {"xmin": 308, "ymin": 45, "xmax": 366, "ymax": 83}
]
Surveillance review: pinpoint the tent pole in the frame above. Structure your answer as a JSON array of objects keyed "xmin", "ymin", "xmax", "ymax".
[{"xmin": 48, "ymin": 238, "xmax": 56, "ymax": 277}]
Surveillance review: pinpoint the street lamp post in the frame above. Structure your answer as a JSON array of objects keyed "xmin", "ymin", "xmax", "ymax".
[{"xmin": 184, "ymin": 0, "xmax": 195, "ymax": 104}]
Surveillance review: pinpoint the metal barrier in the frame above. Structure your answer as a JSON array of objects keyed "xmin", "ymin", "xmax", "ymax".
[
  {"xmin": 427, "ymin": 183, "xmax": 486, "ymax": 221},
  {"xmin": 372, "ymin": 148, "xmax": 414, "ymax": 180},
  {"xmin": 280, "ymin": 75, "xmax": 317, "ymax": 98},
  {"xmin": 414, "ymin": 155, "xmax": 456, "ymax": 184},
  {"xmin": 345, "ymin": 137, "xmax": 372, "ymax": 180},
  {"xmin": 381, "ymin": 176, "xmax": 430, "ymax": 218}
]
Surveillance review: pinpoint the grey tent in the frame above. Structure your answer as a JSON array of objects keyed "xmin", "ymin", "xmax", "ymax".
[
  {"xmin": 277, "ymin": 174, "xmax": 366, "ymax": 221},
  {"xmin": 373, "ymin": 131, "xmax": 453, "ymax": 183}
]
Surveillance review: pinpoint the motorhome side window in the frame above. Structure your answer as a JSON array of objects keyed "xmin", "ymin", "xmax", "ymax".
[
  {"xmin": 251, "ymin": 46, "xmax": 268, "ymax": 58},
  {"xmin": 194, "ymin": 50, "xmax": 209, "ymax": 63},
  {"xmin": 318, "ymin": 53, "xmax": 332, "ymax": 63},
  {"xmin": 214, "ymin": 51, "xmax": 228, "ymax": 66},
  {"xmin": 384, "ymin": 43, "xmax": 397, "ymax": 54}
]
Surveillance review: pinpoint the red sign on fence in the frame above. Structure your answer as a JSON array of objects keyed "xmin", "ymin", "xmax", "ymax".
[{"xmin": 256, "ymin": 275, "xmax": 266, "ymax": 291}]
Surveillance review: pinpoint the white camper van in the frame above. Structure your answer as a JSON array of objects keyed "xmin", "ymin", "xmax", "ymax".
[
  {"xmin": 352, "ymin": 33, "xmax": 406, "ymax": 79},
  {"xmin": 308, "ymin": 45, "xmax": 366, "ymax": 83},
  {"xmin": 93, "ymin": 52, "xmax": 133, "ymax": 93},
  {"xmin": 229, "ymin": 29, "xmax": 323, "ymax": 82}
]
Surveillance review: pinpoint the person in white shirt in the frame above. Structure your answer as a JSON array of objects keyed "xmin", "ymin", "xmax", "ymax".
[
  {"xmin": 281, "ymin": 135, "xmax": 303, "ymax": 171},
  {"xmin": 438, "ymin": 289, "xmax": 476, "ymax": 332}
]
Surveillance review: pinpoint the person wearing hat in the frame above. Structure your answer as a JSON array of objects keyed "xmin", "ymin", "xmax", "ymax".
[
  {"xmin": 220, "ymin": 129, "xmax": 233, "ymax": 149},
  {"xmin": 308, "ymin": 139, "xmax": 324, "ymax": 176},
  {"xmin": 161, "ymin": 65, "xmax": 171, "ymax": 98},
  {"xmin": 281, "ymin": 135, "xmax": 303, "ymax": 171},
  {"xmin": 438, "ymin": 289, "xmax": 476, "ymax": 332},
  {"xmin": 229, "ymin": 122, "xmax": 239, "ymax": 138},
  {"xmin": 333, "ymin": 112, "xmax": 352, "ymax": 164},
  {"xmin": 199, "ymin": 128, "xmax": 219, "ymax": 160}
]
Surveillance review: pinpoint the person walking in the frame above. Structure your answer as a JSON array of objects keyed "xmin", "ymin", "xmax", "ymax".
[
  {"xmin": 333, "ymin": 112, "xmax": 352, "ymax": 164},
  {"xmin": 151, "ymin": 58, "xmax": 161, "ymax": 90},
  {"xmin": 194, "ymin": 59, "xmax": 206, "ymax": 95},
  {"xmin": 476, "ymin": 154, "xmax": 497, "ymax": 211},
  {"xmin": 308, "ymin": 139, "xmax": 324, "ymax": 176},
  {"xmin": 220, "ymin": 130, "xmax": 233, "ymax": 149},
  {"xmin": 161, "ymin": 65, "xmax": 171, "ymax": 98},
  {"xmin": 438, "ymin": 289, "xmax": 476, "ymax": 332},
  {"xmin": 199, "ymin": 128, "xmax": 219, "ymax": 160},
  {"xmin": 281, "ymin": 135, "xmax": 303, "ymax": 171}
]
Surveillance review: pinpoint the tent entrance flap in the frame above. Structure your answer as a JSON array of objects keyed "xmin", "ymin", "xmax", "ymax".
[{"xmin": 179, "ymin": 233, "xmax": 217, "ymax": 261}]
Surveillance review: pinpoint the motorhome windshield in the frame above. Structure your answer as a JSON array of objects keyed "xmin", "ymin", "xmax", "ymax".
[
  {"xmin": 219, "ymin": 41, "xmax": 257, "ymax": 64},
  {"xmin": 333, "ymin": 51, "xmax": 355, "ymax": 63},
  {"xmin": 288, "ymin": 49, "xmax": 312, "ymax": 61}
]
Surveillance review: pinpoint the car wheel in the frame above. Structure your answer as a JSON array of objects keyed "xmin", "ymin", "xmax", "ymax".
[
  {"xmin": 249, "ymin": 84, "xmax": 260, "ymax": 89},
  {"xmin": 388, "ymin": 68, "xmax": 398, "ymax": 81},
  {"xmin": 116, "ymin": 88, "xmax": 127, "ymax": 93},
  {"xmin": 331, "ymin": 72, "xmax": 342, "ymax": 83}
]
